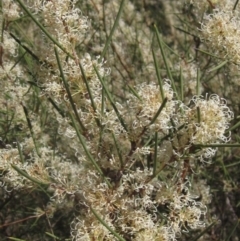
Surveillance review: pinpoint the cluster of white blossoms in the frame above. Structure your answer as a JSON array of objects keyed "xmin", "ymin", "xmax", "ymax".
[
  {"xmin": 2, "ymin": 0, "xmax": 21, "ymax": 21},
  {"xmin": 199, "ymin": 1, "xmax": 240, "ymax": 64},
  {"xmin": 71, "ymin": 169, "xmax": 194, "ymax": 241},
  {"xmin": 126, "ymin": 81, "xmax": 176, "ymax": 138},
  {"xmin": 0, "ymin": 0, "xmax": 236, "ymax": 240},
  {"xmin": 27, "ymin": 0, "xmax": 88, "ymax": 54},
  {"xmin": 186, "ymin": 95, "xmax": 233, "ymax": 144}
]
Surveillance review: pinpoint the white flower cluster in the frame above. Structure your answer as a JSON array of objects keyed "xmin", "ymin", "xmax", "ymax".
[
  {"xmin": 126, "ymin": 81, "xmax": 177, "ymax": 140},
  {"xmin": 186, "ymin": 95, "xmax": 233, "ymax": 144},
  {"xmin": 2, "ymin": 0, "xmax": 20, "ymax": 21},
  {"xmin": 200, "ymin": 4, "xmax": 240, "ymax": 64},
  {"xmin": 30, "ymin": 0, "xmax": 88, "ymax": 52}
]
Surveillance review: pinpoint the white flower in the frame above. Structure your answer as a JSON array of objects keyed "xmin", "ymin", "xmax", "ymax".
[
  {"xmin": 201, "ymin": 9, "xmax": 240, "ymax": 64},
  {"xmin": 187, "ymin": 94, "xmax": 233, "ymax": 144}
]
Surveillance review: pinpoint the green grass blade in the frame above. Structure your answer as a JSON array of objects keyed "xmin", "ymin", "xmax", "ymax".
[
  {"xmin": 227, "ymin": 120, "xmax": 240, "ymax": 132},
  {"xmin": 128, "ymin": 85, "xmax": 142, "ymax": 100},
  {"xmin": 208, "ymin": 60, "xmax": 228, "ymax": 72},
  {"xmin": 153, "ymin": 24, "xmax": 179, "ymax": 99},
  {"xmin": 197, "ymin": 106, "xmax": 201, "ymax": 124},
  {"xmin": 226, "ymin": 219, "xmax": 239, "ymax": 241},
  {"xmin": 54, "ymin": 46, "xmax": 86, "ymax": 133},
  {"xmin": 8, "ymin": 238, "xmax": 27, "ymax": 241},
  {"xmin": 112, "ymin": 131, "xmax": 124, "ymax": 168},
  {"xmin": 47, "ymin": 97, "xmax": 66, "ymax": 118},
  {"xmin": 11, "ymin": 164, "xmax": 49, "ymax": 187},
  {"xmin": 21, "ymin": 103, "xmax": 41, "ymax": 157},
  {"xmin": 90, "ymin": 206, "xmax": 126, "ymax": 241},
  {"xmin": 192, "ymin": 222, "xmax": 216, "ymax": 241},
  {"xmin": 16, "ymin": 140, "xmax": 24, "ymax": 163},
  {"xmin": 93, "ymin": 64, "xmax": 128, "ymax": 132},
  {"xmin": 233, "ymin": 0, "xmax": 239, "ymax": 10},
  {"xmin": 179, "ymin": 66, "xmax": 184, "ymax": 101},
  {"xmin": 197, "ymin": 68, "xmax": 201, "ymax": 95},
  {"xmin": 68, "ymin": 112, "xmax": 112, "ymax": 188},
  {"xmin": 153, "ymin": 132, "xmax": 158, "ymax": 176},
  {"xmin": 78, "ymin": 61, "xmax": 101, "ymax": 128},
  {"xmin": 15, "ymin": 0, "xmax": 69, "ymax": 56},
  {"xmin": 101, "ymin": 0, "xmax": 125, "ymax": 60},
  {"xmin": 149, "ymin": 97, "xmax": 168, "ymax": 126},
  {"xmin": 152, "ymin": 45, "xmax": 164, "ymax": 99},
  {"xmin": 45, "ymin": 232, "xmax": 60, "ymax": 240},
  {"xmin": 225, "ymin": 160, "xmax": 240, "ymax": 168}
]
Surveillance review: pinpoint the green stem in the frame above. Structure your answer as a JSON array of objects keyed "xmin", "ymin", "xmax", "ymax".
[
  {"xmin": 180, "ymin": 66, "xmax": 184, "ymax": 101},
  {"xmin": 90, "ymin": 206, "xmax": 126, "ymax": 241},
  {"xmin": 152, "ymin": 45, "xmax": 164, "ymax": 99},
  {"xmin": 78, "ymin": 61, "xmax": 101, "ymax": 128},
  {"xmin": 11, "ymin": 164, "xmax": 49, "ymax": 187},
  {"xmin": 153, "ymin": 132, "xmax": 158, "ymax": 176},
  {"xmin": 227, "ymin": 120, "xmax": 240, "ymax": 133},
  {"xmin": 93, "ymin": 64, "xmax": 128, "ymax": 132},
  {"xmin": 54, "ymin": 46, "xmax": 86, "ymax": 133},
  {"xmin": 15, "ymin": 0, "xmax": 70, "ymax": 56},
  {"xmin": 69, "ymin": 112, "xmax": 112, "ymax": 188},
  {"xmin": 149, "ymin": 97, "xmax": 168, "ymax": 126},
  {"xmin": 101, "ymin": 0, "xmax": 125, "ymax": 60},
  {"xmin": 21, "ymin": 103, "xmax": 41, "ymax": 157},
  {"xmin": 112, "ymin": 131, "xmax": 124, "ymax": 168},
  {"xmin": 153, "ymin": 24, "xmax": 179, "ymax": 99}
]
